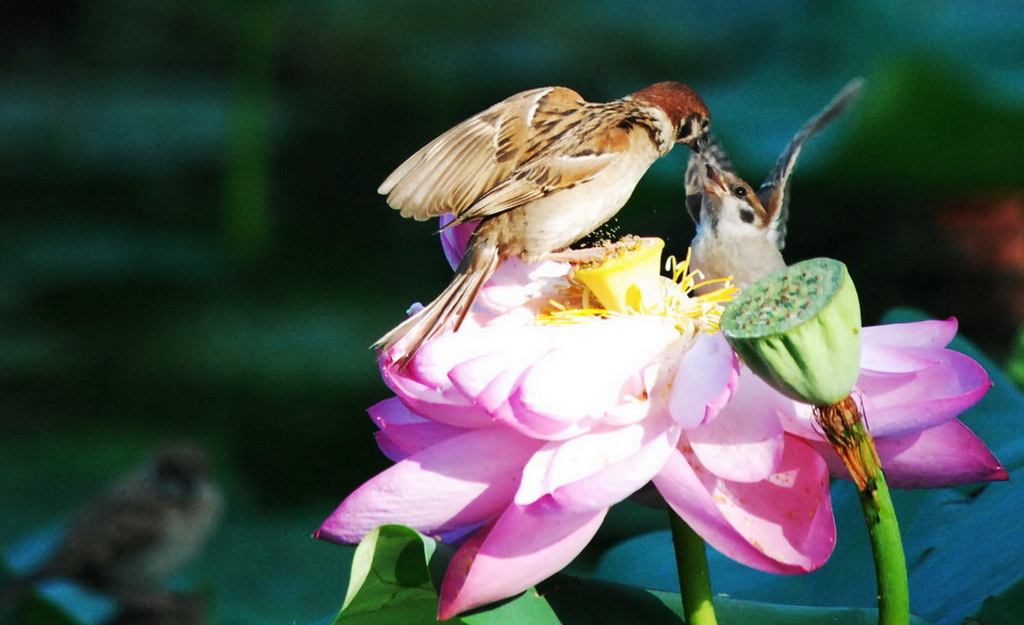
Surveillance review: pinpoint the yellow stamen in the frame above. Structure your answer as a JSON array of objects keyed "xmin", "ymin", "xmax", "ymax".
[{"xmin": 536, "ymin": 237, "xmax": 737, "ymax": 338}]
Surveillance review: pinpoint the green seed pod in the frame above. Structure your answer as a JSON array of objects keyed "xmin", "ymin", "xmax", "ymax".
[{"xmin": 721, "ymin": 258, "xmax": 861, "ymax": 406}]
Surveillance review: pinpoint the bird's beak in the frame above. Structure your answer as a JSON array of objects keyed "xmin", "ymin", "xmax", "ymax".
[
  {"xmin": 703, "ymin": 164, "xmax": 727, "ymax": 195},
  {"xmin": 686, "ymin": 135, "xmax": 704, "ymax": 154}
]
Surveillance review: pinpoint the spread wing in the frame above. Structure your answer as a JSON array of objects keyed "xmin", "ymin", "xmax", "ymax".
[
  {"xmin": 757, "ymin": 78, "xmax": 865, "ymax": 249},
  {"xmin": 684, "ymin": 132, "xmax": 735, "ymax": 224},
  {"xmin": 449, "ymin": 118, "xmax": 632, "ymax": 225},
  {"xmin": 379, "ymin": 86, "xmax": 599, "ymax": 222}
]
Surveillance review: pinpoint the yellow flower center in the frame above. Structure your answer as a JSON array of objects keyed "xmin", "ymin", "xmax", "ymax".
[{"xmin": 538, "ymin": 237, "xmax": 737, "ymax": 337}]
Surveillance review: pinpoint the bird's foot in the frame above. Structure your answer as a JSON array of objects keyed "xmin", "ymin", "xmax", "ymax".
[{"xmin": 542, "ymin": 235, "xmax": 649, "ymax": 265}]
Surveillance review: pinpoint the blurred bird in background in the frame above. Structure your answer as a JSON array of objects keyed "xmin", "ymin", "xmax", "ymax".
[
  {"xmin": 686, "ymin": 79, "xmax": 864, "ymax": 289},
  {"xmin": 1, "ymin": 443, "xmax": 222, "ymax": 617}
]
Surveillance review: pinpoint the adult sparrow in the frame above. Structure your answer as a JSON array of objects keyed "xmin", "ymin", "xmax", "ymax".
[{"xmin": 376, "ymin": 81, "xmax": 711, "ymax": 365}]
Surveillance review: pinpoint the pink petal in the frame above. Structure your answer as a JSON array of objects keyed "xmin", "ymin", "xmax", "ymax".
[
  {"xmin": 373, "ymin": 430, "xmax": 410, "ymax": 463},
  {"xmin": 516, "ymin": 414, "xmax": 680, "ymax": 512},
  {"xmin": 368, "ymin": 398, "xmax": 467, "ymax": 461},
  {"xmin": 765, "ymin": 391, "xmax": 821, "ymax": 440},
  {"xmin": 689, "ymin": 369, "xmax": 785, "ymax": 483},
  {"xmin": 315, "ymin": 428, "xmax": 543, "ymax": 544},
  {"xmin": 483, "ymin": 364, "xmax": 594, "ymax": 440},
  {"xmin": 860, "ymin": 343, "xmax": 940, "ymax": 374},
  {"xmin": 475, "ymin": 258, "xmax": 572, "ymax": 314},
  {"xmin": 510, "ymin": 317, "xmax": 677, "ymax": 429},
  {"xmin": 449, "ymin": 347, "xmax": 536, "ymax": 400},
  {"xmin": 809, "ymin": 419, "xmax": 1008, "ymax": 488},
  {"xmin": 856, "ymin": 348, "xmax": 991, "ymax": 437},
  {"xmin": 437, "ymin": 500, "xmax": 607, "ymax": 619},
  {"xmin": 382, "ymin": 365, "xmax": 495, "ymax": 428},
  {"xmin": 447, "ymin": 336, "xmax": 553, "ymax": 426},
  {"xmin": 407, "ymin": 325, "xmax": 519, "ymax": 389},
  {"xmin": 367, "ymin": 397, "xmax": 422, "ymax": 428},
  {"xmin": 668, "ymin": 333, "xmax": 738, "ymax": 429},
  {"xmin": 860, "ymin": 318, "xmax": 957, "ymax": 349},
  {"xmin": 653, "ymin": 436, "xmax": 835, "ymax": 573},
  {"xmin": 439, "ymin": 215, "xmax": 477, "ymax": 270},
  {"xmin": 448, "ymin": 328, "xmax": 593, "ymax": 440}
]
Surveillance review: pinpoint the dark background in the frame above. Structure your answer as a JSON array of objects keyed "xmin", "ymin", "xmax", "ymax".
[{"xmin": 2, "ymin": 1, "xmax": 1023, "ymax": 623}]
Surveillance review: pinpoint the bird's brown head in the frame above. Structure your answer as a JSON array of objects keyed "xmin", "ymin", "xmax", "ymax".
[{"xmin": 631, "ymin": 81, "xmax": 710, "ymax": 152}]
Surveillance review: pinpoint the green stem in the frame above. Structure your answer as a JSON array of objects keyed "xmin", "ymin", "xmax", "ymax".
[
  {"xmin": 853, "ymin": 423, "xmax": 910, "ymax": 625},
  {"xmin": 819, "ymin": 398, "xmax": 910, "ymax": 625},
  {"xmin": 669, "ymin": 510, "xmax": 718, "ymax": 625}
]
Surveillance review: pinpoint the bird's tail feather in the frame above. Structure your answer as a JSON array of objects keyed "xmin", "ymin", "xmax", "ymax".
[{"xmin": 375, "ymin": 240, "xmax": 501, "ymax": 369}]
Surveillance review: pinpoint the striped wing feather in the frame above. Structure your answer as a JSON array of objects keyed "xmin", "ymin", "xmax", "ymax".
[{"xmin": 379, "ymin": 87, "xmax": 580, "ymax": 221}]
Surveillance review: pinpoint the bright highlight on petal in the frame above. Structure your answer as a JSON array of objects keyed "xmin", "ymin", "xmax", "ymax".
[{"xmin": 668, "ymin": 333, "xmax": 738, "ymax": 429}]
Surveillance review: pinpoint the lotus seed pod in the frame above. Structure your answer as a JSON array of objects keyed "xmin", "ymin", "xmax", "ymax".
[
  {"xmin": 721, "ymin": 258, "xmax": 861, "ymax": 406},
  {"xmin": 575, "ymin": 237, "xmax": 665, "ymax": 314}
]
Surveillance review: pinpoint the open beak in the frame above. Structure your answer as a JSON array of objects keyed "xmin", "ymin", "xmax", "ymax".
[{"xmin": 703, "ymin": 163, "xmax": 727, "ymax": 196}]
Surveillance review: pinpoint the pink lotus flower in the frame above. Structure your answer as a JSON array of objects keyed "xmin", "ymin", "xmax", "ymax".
[
  {"xmin": 319, "ymin": 239, "xmax": 834, "ymax": 618},
  {"xmin": 317, "ymin": 233, "xmax": 1004, "ymax": 619}
]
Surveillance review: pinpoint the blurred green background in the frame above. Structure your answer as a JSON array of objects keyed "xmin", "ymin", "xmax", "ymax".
[{"xmin": 2, "ymin": 1, "xmax": 1023, "ymax": 623}]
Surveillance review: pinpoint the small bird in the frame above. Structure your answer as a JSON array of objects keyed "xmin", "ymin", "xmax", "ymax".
[
  {"xmin": 376, "ymin": 82, "xmax": 712, "ymax": 365},
  {"xmin": 686, "ymin": 79, "xmax": 864, "ymax": 290},
  {"xmin": 1, "ymin": 443, "xmax": 222, "ymax": 608}
]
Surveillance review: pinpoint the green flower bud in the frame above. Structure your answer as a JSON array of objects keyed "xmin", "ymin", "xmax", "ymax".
[{"xmin": 721, "ymin": 258, "xmax": 861, "ymax": 406}]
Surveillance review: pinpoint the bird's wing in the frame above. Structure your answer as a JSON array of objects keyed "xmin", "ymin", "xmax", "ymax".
[
  {"xmin": 449, "ymin": 118, "xmax": 632, "ymax": 225},
  {"xmin": 757, "ymin": 78, "xmax": 865, "ymax": 249},
  {"xmin": 378, "ymin": 87, "xmax": 586, "ymax": 221},
  {"xmin": 684, "ymin": 132, "xmax": 735, "ymax": 224},
  {"xmin": 42, "ymin": 481, "xmax": 168, "ymax": 584}
]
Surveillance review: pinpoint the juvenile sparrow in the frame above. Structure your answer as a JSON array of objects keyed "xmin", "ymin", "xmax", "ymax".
[
  {"xmin": 686, "ymin": 79, "xmax": 864, "ymax": 290},
  {"xmin": 2, "ymin": 443, "xmax": 222, "ymax": 607},
  {"xmin": 376, "ymin": 82, "xmax": 712, "ymax": 365}
]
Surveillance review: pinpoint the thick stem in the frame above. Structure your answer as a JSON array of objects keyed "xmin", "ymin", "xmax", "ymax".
[
  {"xmin": 816, "ymin": 396, "xmax": 910, "ymax": 625},
  {"xmin": 858, "ymin": 461, "xmax": 910, "ymax": 625},
  {"xmin": 669, "ymin": 510, "xmax": 718, "ymax": 625}
]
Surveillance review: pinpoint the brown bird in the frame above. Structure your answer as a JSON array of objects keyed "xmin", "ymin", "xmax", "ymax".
[
  {"xmin": 2, "ymin": 443, "xmax": 222, "ymax": 608},
  {"xmin": 376, "ymin": 82, "xmax": 712, "ymax": 366}
]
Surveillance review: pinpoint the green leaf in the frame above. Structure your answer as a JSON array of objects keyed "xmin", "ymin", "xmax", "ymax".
[
  {"xmin": 333, "ymin": 524, "xmax": 931, "ymax": 624},
  {"xmin": 708, "ymin": 595, "xmax": 930, "ymax": 625},
  {"xmin": 335, "ymin": 525, "xmax": 443, "ymax": 624},
  {"xmin": 973, "ymin": 575, "xmax": 1024, "ymax": 625}
]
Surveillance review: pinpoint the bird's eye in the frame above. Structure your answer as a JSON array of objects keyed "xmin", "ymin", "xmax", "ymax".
[
  {"xmin": 678, "ymin": 118, "xmax": 693, "ymax": 138},
  {"xmin": 733, "ymin": 186, "xmax": 747, "ymax": 198}
]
